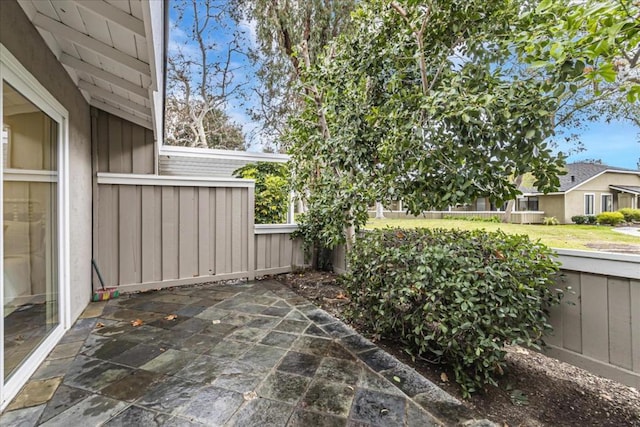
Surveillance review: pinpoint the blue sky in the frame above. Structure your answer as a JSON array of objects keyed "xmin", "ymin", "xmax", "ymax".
[
  {"xmin": 558, "ymin": 120, "xmax": 639, "ymax": 169},
  {"xmin": 168, "ymin": 3, "xmax": 640, "ymax": 168}
]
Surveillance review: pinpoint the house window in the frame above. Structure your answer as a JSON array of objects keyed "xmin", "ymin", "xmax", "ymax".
[
  {"xmin": 517, "ymin": 196, "xmax": 539, "ymax": 211},
  {"xmin": 584, "ymin": 194, "xmax": 595, "ymax": 215},
  {"xmin": 601, "ymin": 194, "xmax": 612, "ymax": 212}
]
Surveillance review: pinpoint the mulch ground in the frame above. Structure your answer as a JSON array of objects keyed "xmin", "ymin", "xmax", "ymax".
[{"xmin": 270, "ymin": 270, "xmax": 640, "ymax": 427}]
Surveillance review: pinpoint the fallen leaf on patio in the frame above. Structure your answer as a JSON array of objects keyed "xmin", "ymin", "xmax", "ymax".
[
  {"xmin": 393, "ymin": 376, "xmax": 401, "ymax": 383},
  {"xmin": 440, "ymin": 372, "xmax": 449, "ymax": 382},
  {"xmin": 335, "ymin": 292, "xmax": 347, "ymax": 300},
  {"xmin": 164, "ymin": 314, "xmax": 178, "ymax": 321},
  {"xmin": 212, "ymin": 320, "xmax": 221, "ymax": 324},
  {"xmin": 243, "ymin": 391, "xmax": 257, "ymax": 401},
  {"xmin": 95, "ymin": 322, "xmax": 105, "ymax": 328},
  {"xmin": 130, "ymin": 319, "xmax": 144, "ymax": 327}
]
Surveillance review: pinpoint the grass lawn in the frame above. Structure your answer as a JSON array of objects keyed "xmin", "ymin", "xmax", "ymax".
[{"xmin": 366, "ymin": 218, "xmax": 640, "ymax": 250}]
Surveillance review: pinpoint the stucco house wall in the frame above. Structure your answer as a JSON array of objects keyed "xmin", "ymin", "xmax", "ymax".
[
  {"xmin": 1, "ymin": 0, "xmax": 92, "ymax": 321},
  {"xmin": 564, "ymin": 171, "xmax": 640, "ymax": 223},
  {"xmin": 538, "ymin": 194, "xmax": 565, "ymax": 223}
]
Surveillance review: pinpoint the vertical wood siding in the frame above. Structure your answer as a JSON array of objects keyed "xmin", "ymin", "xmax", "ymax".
[
  {"xmin": 254, "ymin": 232, "xmax": 307, "ymax": 275},
  {"xmin": 546, "ymin": 271, "xmax": 640, "ymax": 388},
  {"xmin": 95, "ymin": 184, "xmax": 254, "ymax": 291},
  {"xmin": 94, "ymin": 108, "xmax": 154, "ymax": 174}
]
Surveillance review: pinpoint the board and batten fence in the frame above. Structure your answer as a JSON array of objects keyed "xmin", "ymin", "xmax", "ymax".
[
  {"xmin": 255, "ymin": 224, "xmax": 308, "ymax": 276},
  {"xmin": 94, "ymin": 173, "xmax": 306, "ymax": 293},
  {"xmin": 330, "ymin": 245, "xmax": 640, "ymax": 388},
  {"xmin": 547, "ymin": 249, "xmax": 640, "ymax": 388},
  {"xmin": 94, "ymin": 173, "xmax": 256, "ymax": 293}
]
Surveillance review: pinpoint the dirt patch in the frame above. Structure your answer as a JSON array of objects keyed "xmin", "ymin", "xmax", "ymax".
[{"xmin": 273, "ymin": 270, "xmax": 640, "ymax": 426}]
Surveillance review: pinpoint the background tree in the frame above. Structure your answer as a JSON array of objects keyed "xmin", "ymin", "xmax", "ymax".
[
  {"xmin": 288, "ymin": 0, "xmax": 567, "ymax": 252},
  {"xmin": 516, "ymin": 0, "xmax": 640, "ymax": 163},
  {"xmin": 165, "ymin": 98, "xmax": 246, "ymax": 149},
  {"xmin": 166, "ymin": 0, "xmax": 249, "ymax": 149},
  {"xmin": 238, "ymin": 0, "xmax": 357, "ymax": 150},
  {"xmin": 233, "ymin": 162, "xmax": 290, "ymax": 224}
]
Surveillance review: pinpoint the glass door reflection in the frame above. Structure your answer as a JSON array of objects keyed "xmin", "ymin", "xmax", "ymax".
[{"xmin": 2, "ymin": 81, "xmax": 59, "ymax": 380}]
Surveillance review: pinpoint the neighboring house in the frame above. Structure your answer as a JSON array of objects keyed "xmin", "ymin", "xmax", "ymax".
[
  {"xmin": 517, "ymin": 162, "xmax": 640, "ymax": 224},
  {"xmin": 0, "ymin": 0, "xmax": 167, "ymax": 408}
]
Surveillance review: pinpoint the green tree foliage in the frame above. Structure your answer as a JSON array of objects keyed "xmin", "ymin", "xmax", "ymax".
[
  {"xmin": 287, "ymin": 0, "xmax": 566, "ymax": 251},
  {"xmin": 237, "ymin": 0, "xmax": 357, "ymax": 149},
  {"xmin": 344, "ymin": 228, "xmax": 562, "ymax": 396},
  {"xmin": 233, "ymin": 162, "xmax": 289, "ymax": 224},
  {"xmin": 518, "ymin": 0, "xmax": 640, "ymax": 102},
  {"xmin": 516, "ymin": 0, "xmax": 640, "ymax": 164}
]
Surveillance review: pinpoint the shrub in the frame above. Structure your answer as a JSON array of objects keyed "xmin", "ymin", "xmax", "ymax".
[
  {"xmin": 596, "ymin": 211, "xmax": 625, "ymax": 225},
  {"xmin": 571, "ymin": 215, "xmax": 587, "ymax": 224},
  {"xmin": 343, "ymin": 228, "xmax": 562, "ymax": 397},
  {"xmin": 585, "ymin": 215, "xmax": 597, "ymax": 224},
  {"xmin": 442, "ymin": 215, "xmax": 501, "ymax": 223},
  {"xmin": 619, "ymin": 208, "xmax": 640, "ymax": 222},
  {"xmin": 233, "ymin": 162, "xmax": 289, "ymax": 224},
  {"xmin": 542, "ymin": 216, "xmax": 559, "ymax": 225}
]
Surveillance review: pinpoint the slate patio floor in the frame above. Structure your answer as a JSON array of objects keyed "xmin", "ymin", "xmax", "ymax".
[{"xmin": 0, "ymin": 279, "xmax": 487, "ymax": 426}]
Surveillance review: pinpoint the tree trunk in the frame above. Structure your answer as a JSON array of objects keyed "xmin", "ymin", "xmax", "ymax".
[
  {"xmin": 502, "ymin": 174, "xmax": 524, "ymax": 223},
  {"xmin": 375, "ymin": 202, "xmax": 385, "ymax": 219}
]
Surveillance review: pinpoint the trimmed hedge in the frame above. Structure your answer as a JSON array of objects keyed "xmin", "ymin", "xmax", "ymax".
[
  {"xmin": 343, "ymin": 228, "xmax": 562, "ymax": 397},
  {"xmin": 571, "ymin": 215, "xmax": 587, "ymax": 224},
  {"xmin": 619, "ymin": 208, "xmax": 640, "ymax": 222},
  {"xmin": 596, "ymin": 211, "xmax": 625, "ymax": 225}
]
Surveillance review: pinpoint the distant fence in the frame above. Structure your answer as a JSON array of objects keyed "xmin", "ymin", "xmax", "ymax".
[
  {"xmin": 368, "ymin": 210, "xmax": 546, "ymax": 224},
  {"xmin": 255, "ymin": 224, "xmax": 308, "ymax": 276},
  {"xmin": 331, "ymin": 244, "xmax": 640, "ymax": 388}
]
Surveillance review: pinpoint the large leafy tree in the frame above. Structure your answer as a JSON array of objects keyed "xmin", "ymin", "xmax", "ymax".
[
  {"xmin": 238, "ymin": 0, "xmax": 357, "ymax": 149},
  {"xmin": 516, "ymin": 0, "xmax": 640, "ymax": 163},
  {"xmin": 288, "ymin": 0, "xmax": 567, "ymax": 251}
]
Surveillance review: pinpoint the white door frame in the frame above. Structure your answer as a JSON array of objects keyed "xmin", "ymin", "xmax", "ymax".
[{"xmin": 0, "ymin": 45, "xmax": 70, "ymax": 410}]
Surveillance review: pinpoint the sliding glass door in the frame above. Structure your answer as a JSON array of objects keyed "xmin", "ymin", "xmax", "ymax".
[
  {"xmin": 2, "ymin": 81, "xmax": 59, "ymax": 380},
  {"xmin": 0, "ymin": 46, "xmax": 68, "ymax": 408}
]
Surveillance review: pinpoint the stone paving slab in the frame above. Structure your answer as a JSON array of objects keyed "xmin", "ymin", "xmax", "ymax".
[{"xmin": 1, "ymin": 279, "xmax": 495, "ymax": 426}]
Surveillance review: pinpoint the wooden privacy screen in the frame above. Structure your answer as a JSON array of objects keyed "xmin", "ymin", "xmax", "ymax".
[{"xmin": 94, "ymin": 178, "xmax": 255, "ymax": 292}]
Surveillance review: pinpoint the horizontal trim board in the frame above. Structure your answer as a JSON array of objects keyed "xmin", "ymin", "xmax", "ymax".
[
  {"xmin": 254, "ymin": 224, "xmax": 298, "ymax": 234},
  {"xmin": 115, "ymin": 272, "xmax": 253, "ymax": 294},
  {"xmin": 97, "ymin": 173, "xmax": 255, "ymax": 188},
  {"xmin": 3, "ymin": 170, "xmax": 58, "ymax": 182},
  {"xmin": 159, "ymin": 146, "xmax": 290, "ymax": 162},
  {"xmin": 556, "ymin": 249, "xmax": 640, "ymax": 279}
]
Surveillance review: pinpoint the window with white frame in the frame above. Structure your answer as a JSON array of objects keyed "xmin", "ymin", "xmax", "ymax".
[
  {"xmin": 584, "ymin": 194, "xmax": 595, "ymax": 215},
  {"xmin": 601, "ymin": 194, "xmax": 612, "ymax": 212}
]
